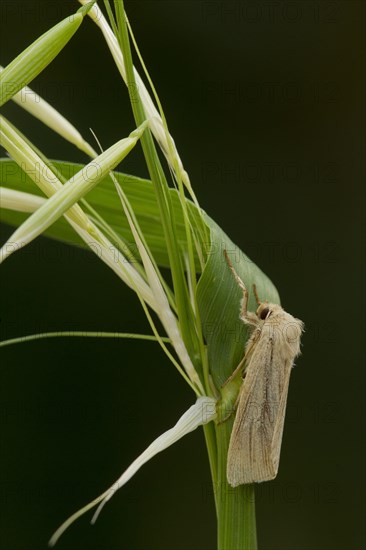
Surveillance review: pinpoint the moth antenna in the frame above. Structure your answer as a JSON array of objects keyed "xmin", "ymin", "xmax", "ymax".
[{"xmin": 252, "ymin": 284, "xmax": 261, "ymax": 306}]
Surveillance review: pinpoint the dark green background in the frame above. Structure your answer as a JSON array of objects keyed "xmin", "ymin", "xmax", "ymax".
[{"xmin": 1, "ymin": 1, "xmax": 364, "ymax": 549}]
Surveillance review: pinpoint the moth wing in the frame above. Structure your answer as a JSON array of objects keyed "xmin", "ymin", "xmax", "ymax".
[
  {"xmin": 270, "ymin": 359, "xmax": 293, "ymax": 474},
  {"xmin": 226, "ymin": 330, "xmax": 292, "ymax": 486},
  {"xmin": 270, "ymin": 312, "xmax": 303, "ymax": 470}
]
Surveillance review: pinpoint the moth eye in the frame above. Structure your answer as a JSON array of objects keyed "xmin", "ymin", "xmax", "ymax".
[{"xmin": 259, "ymin": 307, "xmax": 270, "ymax": 320}]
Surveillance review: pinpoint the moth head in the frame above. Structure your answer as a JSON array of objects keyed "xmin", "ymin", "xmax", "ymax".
[{"xmin": 256, "ymin": 302, "xmax": 272, "ymax": 320}]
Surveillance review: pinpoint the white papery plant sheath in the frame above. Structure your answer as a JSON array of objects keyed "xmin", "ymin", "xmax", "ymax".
[{"xmin": 49, "ymin": 396, "xmax": 217, "ymax": 546}]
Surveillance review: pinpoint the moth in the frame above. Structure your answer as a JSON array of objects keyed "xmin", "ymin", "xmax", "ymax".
[{"xmin": 224, "ymin": 251, "xmax": 304, "ymax": 487}]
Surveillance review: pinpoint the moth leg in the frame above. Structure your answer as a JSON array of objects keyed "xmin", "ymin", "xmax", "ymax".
[
  {"xmin": 223, "ymin": 354, "xmax": 247, "ymax": 387},
  {"xmin": 240, "ymin": 288, "xmax": 260, "ymax": 326},
  {"xmin": 224, "ymin": 250, "xmax": 248, "ymax": 293},
  {"xmin": 218, "ymin": 397, "xmax": 239, "ymax": 423},
  {"xmin": 239, "ymin": 285, "xmax": 249, "ymax": 318},
  {"xmin": 224, "ymin": 250, "xmax": 258, "ymax": 327}
]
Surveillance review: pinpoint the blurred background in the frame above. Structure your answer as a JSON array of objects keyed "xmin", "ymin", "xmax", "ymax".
[{"xmin": 0, "ymin": 1, "xmax": 364, "ymax": 549}]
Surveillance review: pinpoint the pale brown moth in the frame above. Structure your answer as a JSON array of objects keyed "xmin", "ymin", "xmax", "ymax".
[{"xmin": 224, "ymin": 251, "xmax": 304, "ymax": 487}]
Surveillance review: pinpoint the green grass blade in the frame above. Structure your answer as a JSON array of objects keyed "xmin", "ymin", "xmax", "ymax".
[
  {"xmin": 113, "ymin": 0, "xmax": 199, "ymax": 363},
  {"xmin": 0, "ymin": 332, "xmax": 170, "ymax": 348},
  {"xmin": 0, "ymin": 2, "xmax": 96, "ymax": 106},
  {"xmin": 0, "ymin": 116, "xmax": 90, "ymax": 228},
  {"xmin": 216, "ymin": 419, "xmax": 258, "ymax": 550}
]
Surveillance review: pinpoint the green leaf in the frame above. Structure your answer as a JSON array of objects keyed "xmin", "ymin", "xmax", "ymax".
[
  {"xmin": 0, "ymin": 155, "xmax": 280, "ymax": 383},
  {"xmin": 0, "ymin": 159, "xmax": 207, "ymax": 269},
  {"xmin": 197, "ymin": 216, "xmax": 280, "ymax": 388},
  {"xmin": 0, "ymin": 159, "xmax": 279, "ymax": 382}
]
